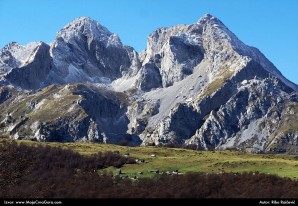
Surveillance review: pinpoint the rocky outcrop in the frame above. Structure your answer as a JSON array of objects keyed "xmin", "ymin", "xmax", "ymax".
[
  {"xmin": 5, "ymin": 42, "xmax": 52, "ymax": 90},
  {"xmin": 0, "ymin": 84, "xmax": 140, "ymax": 145},
  {"xmin": 49, "ymin": 17, "xmax": 134, "ymax": 84},
  {"xmin": 186, "ymin": 77, "xmax": 296, "ymax": 151},
  {"xmin": 136, "ymin": 62, "xmax": 162, "ymax": 91},
  {"xmin": 140, "ymin": 24, "xmax": 205, "ymax": 87}
]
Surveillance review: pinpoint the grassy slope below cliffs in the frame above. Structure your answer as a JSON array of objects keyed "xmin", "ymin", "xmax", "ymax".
[
  {"xmin": 9, "ymin": 140, "xmax": 298, "ymax": 179},
  {"xmin": 1, "ymin": 139, "xmax": 298, "ymax": 198}
]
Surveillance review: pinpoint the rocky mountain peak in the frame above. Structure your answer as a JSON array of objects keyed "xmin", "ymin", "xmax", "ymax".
[
  {"xmin": 56, "ymin": 17, "xmax": 122, "ymax": 48},
  {"xmin": 58, "ymin": 16, "xmax": 110, "ymax": 36},
  {"xmin": 198, "ymin": 13, "xmax": 244, "ymax": 52},
  {"xmin": 1, "ymin": 41, "xmax": 22, "ymax": 52},
  {"xmin": 45, "ymin": 17, "xmax": 134, "ymax": 88},
  {"xmin": 196, "ymin": 13, "xmax": 251, "ymax": 56},
  {"xmin": 0, "ymin": 41, "xmax": 48, "ymax": 77},
  {"xmin": 194, "ymin": 14, "xmax": 298, "ymax": 92},
  {"xmin": 197, "ymin": 13, "xmax": 222, "ymax": 25},
  {"xmin": 137, "ymin": 13, "xmax": 246, "ymax": 89}
]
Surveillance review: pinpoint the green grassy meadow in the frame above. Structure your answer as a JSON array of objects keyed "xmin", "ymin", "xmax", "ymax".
[{"xmin": 8, "ymin": 140, "xmax": 298, "ymax": 180}]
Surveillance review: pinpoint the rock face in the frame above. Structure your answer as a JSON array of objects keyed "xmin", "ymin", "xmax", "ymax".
[
  {"xmin": 140, "ymin": 25, "xmax": 205, "ymax": 87},
  {"xmin": 49, "ymin": 17, "xmax": 135, "ymax": 84},
  {"xmin": 0, "ymin": 84, "xmax": 140, "ymax": 145},
  {"xmin": 0, "ymin": 14, "xmax": 297, "ymax": 153},
  {"xmin": 0, "ymin": 42, "xmax": 52, "ymax": 89},
  {"xmin": 0, "ymin": 17, "xmax": 138, "ymax": 90}
]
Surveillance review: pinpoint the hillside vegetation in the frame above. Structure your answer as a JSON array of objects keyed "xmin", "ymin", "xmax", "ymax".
[
  {"xmin": 1, "ymin": 140, "xmax": 298, "ymax": 198},
  {"xmin": 37, "ymin": 141, "xmax": 298, "ymax": 179},
  {"xmin": 4, "ymin": 139, "xmax": 298, "ymax": 179}
]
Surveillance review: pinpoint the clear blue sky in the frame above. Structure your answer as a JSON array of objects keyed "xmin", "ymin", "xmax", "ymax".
[{"xmin": 0, "ymin": 0, "xmax": 297, "ymax": 84}]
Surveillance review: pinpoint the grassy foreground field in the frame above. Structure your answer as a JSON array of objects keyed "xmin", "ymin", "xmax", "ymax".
[{"xmin": 13, "ymin": 140, "xmax": 298, "ymax": 180}]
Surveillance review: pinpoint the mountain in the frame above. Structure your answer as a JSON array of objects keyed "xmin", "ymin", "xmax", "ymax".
[
  {"xmin": 0, "ymin": 14, "xmax": 297, "ymax": 153},
  {"xmin": 0, "ymin": 17, "xmax": 138, "ymax": 90}
]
